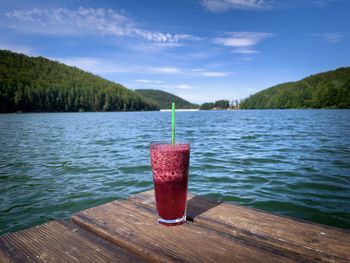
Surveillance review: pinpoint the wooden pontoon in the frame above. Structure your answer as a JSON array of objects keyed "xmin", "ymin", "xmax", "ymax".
[{"xmin": 1, "ymin": 190, "xmax": 349, "ymax": 262}]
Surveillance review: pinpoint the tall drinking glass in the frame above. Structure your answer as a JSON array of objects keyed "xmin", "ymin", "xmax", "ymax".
[{"xmin": 150, "ymin": 142, "xmax": 190, "ymax": 226}]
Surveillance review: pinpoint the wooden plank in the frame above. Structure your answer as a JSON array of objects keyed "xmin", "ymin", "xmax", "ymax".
[
  {"xmin": 128, "ymin": 189, "xmax": 216, "ymax": 221},
  {"xmin": 0, "ymin": 220, "xmax": 146, "ymax": 263},
  {"xmin": 129, "ymin": 190, "xmax": 350, "ymax": 263},
  {"xmin": 72, "ymin": 199, "xmax": 309, "ymax": 263}
]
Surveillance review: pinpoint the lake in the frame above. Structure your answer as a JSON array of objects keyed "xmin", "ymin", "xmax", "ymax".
[{"xmin": 0, "ymin": 110, "xmax": 350, "ymax": 235}]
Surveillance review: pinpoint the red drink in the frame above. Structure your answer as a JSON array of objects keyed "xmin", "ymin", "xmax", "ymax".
[{"xmin": 150, "ymin": 143, "xmax": 190, "ymax": 226}]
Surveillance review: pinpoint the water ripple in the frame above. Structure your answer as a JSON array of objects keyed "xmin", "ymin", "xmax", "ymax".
[{"xmin": 1, "ymin": 110, "xmax": 350, "ymax": 235}]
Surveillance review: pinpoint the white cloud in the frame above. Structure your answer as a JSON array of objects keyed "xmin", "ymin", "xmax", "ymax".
[
  {"xmin": 141, "ymin": 67, "xmax": 231, "ymax": 77},
  {"xmin": 193, "ymin": 70, "xmax": 230, "ymax": 77},
  {"xmin": 0, "ymin": 43, "xmax": 33, "ymax": 55},
  {"xmin": 52, "ymin": 56, "xmax": 231, "ymax": 79},
  {"xmin": 128, "ymin": 42, "xmax": 185, "ymax": 53},
  {"xmin": 133, "ymin": 83, "xmax": 192, "ymax": 91},
  {"xmin": 59, "ymin": 57, "xmax": 189, "ymax": 76},
  {"xmin": 53, "ymin": 57, "xmax": 132, "ymax": 74},
  {"xmin": 232, "ymin": 48, "xmax": 259, "ymax": 54},
  {"xmin": 214, "ymin": 32, "xmax": 273, "ymax": 47},
  {"xmin": 5, "ymin": 7, "xmax": 196, "ymax": 43},
  {"xmin": 53, "ymin": 56, "xmax": 184, "ymax": 75},
  {"xmin": 317, "ymin": 32, "xmax": 344, "ymax": 43},
  {"xmin": 146, "ymin": 67, "xmax": 182, "ymax": 74},
  {"xmin": 214, "ymin": 32, "xmax": 273, "ymax": 55},
  {"xmin": 175, "ymin": 84, "xmax": 191, "ymax": 89},
  {"xmin": 201, "ymin": 0, "xmax": 271, "ymax": 12},
  {"xmin": 134, "ymin": 79, "xmax": 163, "ymax": 84}
]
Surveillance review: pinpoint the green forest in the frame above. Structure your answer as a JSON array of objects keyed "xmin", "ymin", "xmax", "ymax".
[
  {"xmin": 199, "ymin": 100, "xmax": 231, "ymax": 110},
  {"xmin": 2, "ymin": 50, "xmax": 349, "ymax": 112},
  {"xmin": 240, "ymin": 67, "xmax": 350, "ymax": 109},
  {"xmin": 135, "ymin": 89, "xmax": 198, "ymax": 109},
  {"xmin": 0, "ymin": 50, "xmax": 159, "ymax": 112}
]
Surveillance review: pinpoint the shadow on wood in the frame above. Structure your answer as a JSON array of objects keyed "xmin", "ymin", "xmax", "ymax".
[{"xmin": 186, "ymin": 195, "xmax": 222, "ymax": 221}]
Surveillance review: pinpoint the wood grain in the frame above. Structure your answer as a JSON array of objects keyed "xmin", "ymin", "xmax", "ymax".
[
  {"xmin": 0, "ymin": 220, "xmax": 145, "ymax": 263},
  {"xmin": 72, "ymin": 199, "xmax": 309, "ymax": 263},
  {"xmin": 128, "ymin": 189, "xmax": 221, "ymax": 220},
  {"xmin": 129, "ymin": 190, "xmax": 350, "ymax": 262},
  {"xmin": 2, "ymin": 190, "xmax": 349, "ymax": 263}
]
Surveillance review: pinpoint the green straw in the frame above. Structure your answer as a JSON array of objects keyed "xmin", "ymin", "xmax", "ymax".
[{"xmin": 172, "ymin": 102, "xmax": 175, "ymax": 145}]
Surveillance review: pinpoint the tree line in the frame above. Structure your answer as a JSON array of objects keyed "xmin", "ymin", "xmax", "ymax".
[
  {"xmin": 0, "ymin": 50, "xmax": 159, "ymax": 113},
  {"xmin": 200, "ymin": 99, "xmax": 239, "ymax": 110},
  {"xmin": 240, "ymin": 67, "xmax": 350, "ymax": 109},
  {"xmin": 135, "ymin": 89, "xmax": 198, "ymax": 109}
]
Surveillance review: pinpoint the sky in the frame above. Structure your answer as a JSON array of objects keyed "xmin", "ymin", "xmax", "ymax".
[{"xmin": 0, "ymin": 0, "xmax": 349, "ymax": 104}]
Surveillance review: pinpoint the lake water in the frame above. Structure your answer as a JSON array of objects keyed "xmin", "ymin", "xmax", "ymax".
[{"xmin": 1, "ymin": 110, "xmax": 350, "ymax": 235}]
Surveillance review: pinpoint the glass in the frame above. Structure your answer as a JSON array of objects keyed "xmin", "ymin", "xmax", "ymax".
[{"xmin": 150, "ymin": 142, "xmax": 190, "ymax": 226}]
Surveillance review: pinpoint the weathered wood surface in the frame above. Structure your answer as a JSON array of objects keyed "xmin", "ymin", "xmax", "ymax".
[
  {"xmin": 0, "ymin": 220, "xmax": 146, "ymax": 263},
  {"xmin": 72, "ymin": 199, "xmax": 301, "ymax": 262},
  {"xmin": 1, "ymin": 190, "xmax": 350, "ymax": 263},
  {"xmin": 129, "ymin": 190, "xmax": 350, "ymax": 263}
]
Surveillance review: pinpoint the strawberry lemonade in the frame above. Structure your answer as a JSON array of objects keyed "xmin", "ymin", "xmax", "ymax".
[{"xmin": 150, "ymin": 143, "xmax": 190, "ymax": 226}]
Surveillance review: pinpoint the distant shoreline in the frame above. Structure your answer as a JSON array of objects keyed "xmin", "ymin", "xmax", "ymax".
[
  {"xmin": 160, "ymin": 109, "xmax": 200, "ymax": 112},
  {"xmin": 2, "ymin": 108, "xmax": 350, "ymax": 114}
]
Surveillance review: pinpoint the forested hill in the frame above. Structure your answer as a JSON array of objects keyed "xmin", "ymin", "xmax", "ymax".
[
  {"xmin": 135, "ymin": 89, "xmax": 198, "ymax": 109},
  {"xmin": 0, "ymin": 50, "xmax": 159, "ymax": 112},
  {"xmin": 240, "ymin": 67, "xmax": 350, "ymax": 109}
]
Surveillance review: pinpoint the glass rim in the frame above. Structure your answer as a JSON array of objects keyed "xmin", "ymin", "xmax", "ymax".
[{"xmin": 150, "ymin": 141, "xmax": 190, "ymax": 146}]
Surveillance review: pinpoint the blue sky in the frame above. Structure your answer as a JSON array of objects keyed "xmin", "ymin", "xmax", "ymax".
[{"xmin": 0, "ymin": 0, "xmax": 349, "ymax": 104}]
